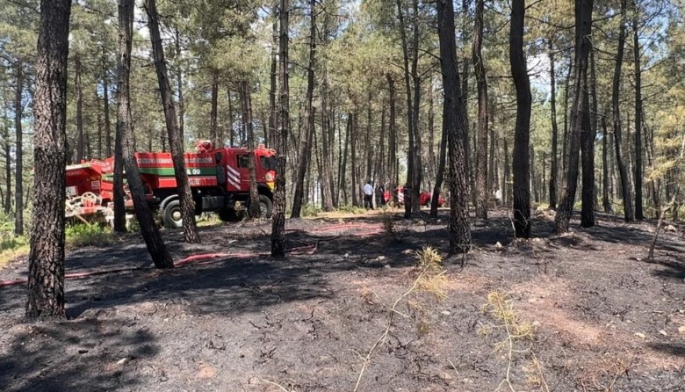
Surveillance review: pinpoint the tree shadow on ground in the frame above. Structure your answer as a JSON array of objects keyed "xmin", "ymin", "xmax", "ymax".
[{"xmin": 0, "ymin": 317, "xmax": 160, "ymax": 392}]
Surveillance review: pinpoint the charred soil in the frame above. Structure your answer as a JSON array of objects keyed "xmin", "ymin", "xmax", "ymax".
[{"xmin": 1, "ymin": 209, "xmax": 684, "ymax": 391}]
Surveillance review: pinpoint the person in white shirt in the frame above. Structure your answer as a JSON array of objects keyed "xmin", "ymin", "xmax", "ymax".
[{"xmin": 362, "ymin": 181, "xmax": 374, "ymax": 210}]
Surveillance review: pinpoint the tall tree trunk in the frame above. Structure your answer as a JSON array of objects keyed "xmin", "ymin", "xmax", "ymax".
[
  {"xmin": 396, "ymin": 0, "xmax": 415, "ymax": 218},
  {"xmin": 503, "ymin": 137, "xmax": 510, "ymax": 205},
  {"xmin": 612, "ymin": 0, "xmax": 634, "ymax": 222},
  {"xmin": 227, "ymin": 89, "xmax": 234, "ymax": 146},
  {"xmin": 271, "ymin": 0, "xmax": 289, "ymax": 256},
  {"xmin": 339, "ymin": 115, "xmax": 349, "ymax": 205},
  {"xmin": 410, "ymin": 0, "xmax": 423, "ymax": 213},
  {"xmin": 548, "ymin": 37, "xmax": 559, "ymax": 210},
  {"xmin": 97, "ymin": 88, "xmax": 103, "ymax": 158},
  {"xmin": 291, "ymin": 0, "xmax": 316, "ymax": 218},
  {"xmin": 562, "ymin": 61, "xmax": 573, "ymax": 174},
  {"xmin": 580, "ymin": 83, "xmax": 595, "ymax": 227},
  {"xmin": 75, "ymin": 55, "xmax": 85, "ymax": 162},
  {"xmin": 210, "ymin": 71, "xmax": 220, "ymax": 146},
  {"xmin": 473, "ymin": 0, "xmax": 489, "ymax": 220},
  {"xmin": 510, "ymin": 0, "xmax": 532, "ymax": 238},
  {"xmin": 174, "ymin": 27, "xmax": 185, "ymax": 142},
  {"xmin": 26, "ymin": 0, "xmax": 72, "ymax": 321},
  {"xmin": 14, "ymin": 62, "xmax": 24, "ymax": 235},
  {"xmin": 633, "ymin": 7, "xmax": 643, "ymax": 220},
  {"xmin": 430, "ymin": 102, "xmax": 448, "ymax": 218},
  {"xmin": 351, "ymin": 112, "xmax": 359, "ymax": 206},
  {"xmin": 145, "ymin": 0, "xmax": 200, "ymax": 243},
  {"xmin": 4, "ymin": 129, "xmax": 11, "ymax": 214},
  {"xmin": 103, "ymin": 56, "xmax": 112, "ymax": 157},
  {"xmin": 386, "ymin": 74, "xmax": 398, "ymax": 202},
  {"xmin": 117, "ymin": 0, "xmax": 174, "ymax": 268},
  {"xmin": 268, "ymin": 4, "xmax": 278, "ymax": 148},
  {"xmin": 602, "ymin": 115, "xmax": 612, "ymax": 212},
  {"xmin": 320, "ymin": 70, "xmax": 334, "ymax": 211},
  {"xmin": 555, "ymin": 0, "xmax": 594, "ymax": 233},
  {"xmin": 240, "ymin": 81, "xmax": 261, "ymax": 218},
  {"xmin": 365, "ymin": 90, "xmax": 374, "ymax": 182},
  {"xmin": 462, "ymin": 0, "xmax": 475, "ymax": 209},
  {"xmin": 437, "ymin": 0, "xmax": 471, "ymax": 254}
]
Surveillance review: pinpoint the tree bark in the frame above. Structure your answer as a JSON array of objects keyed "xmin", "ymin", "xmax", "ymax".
[
  {"xmin": 240, "ymin": 80, "xmax": 261, "ymax": 219},
  {"xmin": 612, "ymin": 0, "xmax": 634, "ymax": 222},
  {"xmin": 437, "ymin": 0, "xmax": 471, "ymax": 254},
  {"xmin": 14, "ymin": 62, "xmax": 24, "ymax": 235},
  {"xmin": 320, "ymin": 69, "xmax": 334, "ymax": 211},
  {"xmin": 103, "ymin": 51, "xmax": 112, "ymax": 157},
  {"xmin": 26, "ymin": 0, "xmax": 72, "ymax": 321},
  {"xmin": 386, "ymin": 74, "xmax": 398, "ymax": 202},
  {"xmin": 291, "ymin": 0, "xmax": 316, "ymax": 218},
  {"xmin": 4, "ymin": 126, "xmax": 11, "ymax": 214},
  {"xmin": 75, "ymin": 55, "xmax": 85, "ymax": 162},
  {"xmin": 555, "ymin": 0, "xmax": 594, "ymax": 233},
  {"xmin": 174, "ymin": 27, "xmax": 185, "ymax": 142},
  {"xmin": 210, "ymin": 71, "xmax": 220, "ymax": 146},
  {"xmin": 510, "ymin": 0, "xmax": 532, "ymax": 238},
  {"xmin": 548, "ymin": 37, "xmax": 559, "ymax": 210},
  {"xmin": 145, "ymin": 0, "xmax": 200, "ymax": 244},
  {"xmin": 602, "ymin": 115, "xmax": 612, "ymax": 212},
  {"xmin": 117, "ymin": 0, "xmax": 173, "ymax": 269},
  {"xmin": 271, "ymin": 0, "xmax": 289, "ymax": 256},
  {"xmin": 633, "ymin": 7, "xmax": 644, "ymax": 220},
  {"xmin": 580, "ymin": 83, "xmax": 595, "ymax": 227},
  {"xmin": 473, "ymin": 0, "xmax": 489, "ymax": 220},
  {"xmin": 268, "ymin": 4, "xmax": 279, "ymax": 148}
]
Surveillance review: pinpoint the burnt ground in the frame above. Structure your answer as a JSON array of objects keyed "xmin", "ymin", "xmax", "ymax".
[{"xmin": 0, "ymin": 208, "xmax": 684, "ymax": 392}]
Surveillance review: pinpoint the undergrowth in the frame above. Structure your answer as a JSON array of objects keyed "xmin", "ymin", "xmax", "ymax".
[
  {"xmin": 65, "ymin": 224, "xmax": 119, "ymax": 248},
  {"xmin": 337, "ymin": 204, "xmax": 366, "ymax": 215}
]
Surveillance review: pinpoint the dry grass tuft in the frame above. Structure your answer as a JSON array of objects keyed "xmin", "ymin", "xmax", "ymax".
[{"xmin": 479, "ymin": 291, "xmax": 547, "ymax": 392}]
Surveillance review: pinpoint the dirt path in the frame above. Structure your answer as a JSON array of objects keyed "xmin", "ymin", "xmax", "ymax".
[{"xmin": 1, "ymin": 209, "xmax": 684, "ymax": 391}]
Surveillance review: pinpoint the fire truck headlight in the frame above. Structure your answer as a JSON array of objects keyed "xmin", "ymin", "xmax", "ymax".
[{"xmin": 265, "ymin": 172, "xmax": 274, "ymax": 182}]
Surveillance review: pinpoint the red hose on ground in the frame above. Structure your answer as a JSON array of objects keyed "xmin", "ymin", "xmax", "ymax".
[{"xmin": 0, "ymin": 223, "xmax": 384, "ymax": 288}]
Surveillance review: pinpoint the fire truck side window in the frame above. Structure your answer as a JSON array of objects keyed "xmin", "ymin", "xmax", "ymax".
[{"xmin": 237, "ymin": 155, "xmax": 250, "ymax": 168}]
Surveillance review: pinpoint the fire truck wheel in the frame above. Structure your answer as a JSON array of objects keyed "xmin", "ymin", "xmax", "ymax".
[
  {"xmin": 247, "ymin": 195, "xmax": 273, "ymax": 219},
  {"xmin": 163, "ymin": 200, "xmax": 183, "ymax": 228}
]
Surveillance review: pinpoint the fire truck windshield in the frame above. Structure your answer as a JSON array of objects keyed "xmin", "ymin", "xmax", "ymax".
[{"xmin": 260, "ymin": 156, "xmax": 277, "ymax": 170}]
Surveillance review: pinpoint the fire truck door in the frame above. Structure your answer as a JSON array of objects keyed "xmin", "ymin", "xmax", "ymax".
[{"xmin": 236, "ymin": 154, "xmax": 251, "ymax": 189}]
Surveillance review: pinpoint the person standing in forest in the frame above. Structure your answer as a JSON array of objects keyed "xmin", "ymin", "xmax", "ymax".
[{"xmin": 363, "ymin": 180, "xmax": 374, "ymax": 210}]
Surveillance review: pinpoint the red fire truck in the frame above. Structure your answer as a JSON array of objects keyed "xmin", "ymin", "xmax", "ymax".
[{"xmin": 65, "ymin": 141, "xmax": 277, "ymax": 227}]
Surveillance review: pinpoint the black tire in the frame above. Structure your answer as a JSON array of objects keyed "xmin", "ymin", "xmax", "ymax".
[
  {"xmin": 163, "ymin": 200, "xmax": 183, "ymax": 228},
  {"xmin": 247, "ymin": 194, "xmax": 273, "ymax": 219}
]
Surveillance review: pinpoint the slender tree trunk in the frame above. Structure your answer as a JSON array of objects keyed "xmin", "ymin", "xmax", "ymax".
[
  {"xmin": 103, "ymin": 59, "xmax": 112, "ymax": 157},
  {"xmin": 268, "ymin": 5, "xmax": 279, "ymax": 148},
  {"xmin": 410, "ymin": 0, "xmax": 423, "ymax": 213},
  {"xmin": 240, "ymin": 80, "xmax": 261, "ymax": 218},
  {"xmin": 320, "ymin": 71, "xmax": 334, "ymax": 211},
  {"xmin": 612, "ymin": 0, "xmax": 634, "ymax": 222},
  {"xmin": 339, "ymin": 115, "xmax": 349, "ymax": 205},
  {"xmin": 145, "ymin": 0, "xmax": 200, "ymax": 243},
  {"xmin": 602, "ymin": 115, "xmax": 612, "ymax": 212},
  {"xmin": 437, "ymin": 0, "xmax": 471, "ymax": 254},
  {"xmin": 174, "ymin": 27, "xmax": 185, "ymax": 142},
  {"xmin": 227, "ymin": 89, "xmax": 234, "ymax": 146},
  {"xmin": 548, "ymin": 37, "xmax": 559, "ymax": 210},
  {"xmin": 633, "ymin": 8, "xmax": 644, "ymax": 220},
  {"xmin": 504, "ymin": 137, "xmax": 510, "ymax": 205},
  {"xmin": 292, "ymin": 0, "xmax": 316, "ymax": 218},
  {"xmin": 4, "ymin": 130, "xmax": 11, "ymax": 214},
  {"xmin": 351, "ymin": 112, "xmax": 359, "ymax": 206},
  {"xmin": 580, "ymin": 84, "xmax": 595, "ymax": 227},
  {"xmin": 562, "ymin": 61, "xmax": 573, "ymax": 174},
  {"xmin": 386, "ymin": 74, "xmax": 398, "ymax": 202},
  {"xmin": 430, "ymin": 99, "xmax": 448, "ymax": 218},
  {"xmin": 473, "ymin": 0, "xmax": 489, "ymax": 220},
  {"xmin": 75, "ymin": 55, "xmax": 85, "ymax": 162},
  {"xmin": 26, "ymin": 0, "xmax": 72, "ymax": 321},
  {"xmin": 271, "ymin": 0, "xmax": 289, "ymax": 256},
  {"xmin": 116, "ymin": 0, "xmax": 174, "ymax": 268},
  {"xmin": 210, "ymin": 71, "xmax": 220, "ymax": 146},
  {"xmin": 510, "ymin": 0, "xmax": 532, "ymax": 238},
  {"xmin": 555, "ymin": 0, "xmax": 594, "ymax": 233},
  {"xmin": 365, "ymin": 90, "xmax": 374, "ymax": 182},
  {"xmin": 14, "ymin": 62, "xmax": 24, "ymax": 235},
  {"xmin": 396, "ymin": 0, "xmax": 415, "ymax": 218}
]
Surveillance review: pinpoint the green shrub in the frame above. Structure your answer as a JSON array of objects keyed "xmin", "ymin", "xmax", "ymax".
[
  {"xmin": 66, "ymin": 224, "xmax": 118, "ymax": 248},
  {"xmin": 302, "ymin": 203, "xmax": 322, "ymax": 217}
]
